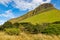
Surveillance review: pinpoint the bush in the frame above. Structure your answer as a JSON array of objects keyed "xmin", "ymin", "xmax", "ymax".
[
  {"xmin": 13, "ymin": 23, "xmax": 20, "ymax": 28},
  {"xmin": 0, "ymin": 26, "xmax": 4, "ymax": 30},
  {"xmin": 42, "ymin": 24, "xmax": 60, "ymax": 35},
  {"xmin": 20, "ymin": 22, "xmax": 44, "ymax": 34},
  {"xmin": 30, "ymin": 24, "xmax": 45, "ymax": 34},
  {"xmin": 52, "ymin": 21, "xmax": 60, "ymax": 24},
  {"xmin": 5, "ymin": 28, "xmax": 20, "ymax": 35},
  {"xmin": 2, "ymin": 21, "xmax": 13, "ymax": 28}
]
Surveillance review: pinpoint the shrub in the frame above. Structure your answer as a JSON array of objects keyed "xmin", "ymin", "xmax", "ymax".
[
  {"xmin": 52, "ymin": 21, "xmax": 60, "ymax": 24},
  {"xmin": 20, "ymin": 22, "xmax": 35, "ymax": 33},
  {"xmin": 13, "ymin": 23, "xmax": 20, "ymax": 28},
  {"xmin": 20, "ymin": 22, "xmax": 44, "ymax": 34},
  {"xmin": 5, "ymin": 28, "xmax": 20, "ymax": 35},
  {"xmin": 42, "ymin": 24, "xmax": 60, "ymax": 35},
  {"xmin": 2, "ymin": 21, "xmax": 13, "ymax": 28},
  {"xmin": 31, "ymin": 24, "xmax": 45, "ymax": 34},
  {"xmin": 0, "ymin": 26, "xmax": 4, "ymax": 31}
]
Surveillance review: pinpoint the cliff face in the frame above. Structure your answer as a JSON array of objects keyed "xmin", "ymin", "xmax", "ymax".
[{"xmin": 33, "ymin": 3, "xmax": 54, "ymax": 14}]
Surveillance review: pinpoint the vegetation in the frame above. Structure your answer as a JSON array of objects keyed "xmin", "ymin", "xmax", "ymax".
[
  {"xmin": 1, "ymin": 21, "xmax": 60, "ymax": 35},
  {"xmin": 13, "ymin": 22, "xmax": 20, "ymax": 28},
  {"xmin": 52, "ymin": 21, "xmax": 60, "ymax": 24},
  {"xmin": 42, "ymin": 24, "xmax": 60, "ymax": 35},
  {"xmin": 20, "ymin": 22, "xmax": 60, "ymax": 35},
  {"xmin": 0, "ymin": 32, "xmax": 60, "ymax": 40},
  {"xmin": 0, "ymin": 3, "xmax": 60, "ymax": 40},
  {"xmin": 20, "ymin": 22, "xmax": 43, "ymax": 34},
  {"xmin": 0, "ymin": 21, "xmax": 60, "ymax": 40},
  {"xmin": 5, "ymin": 28, "xmax": 20, "ymax": 35},
  {"xmin": 2, "ymin": 21, "xmax": 13, "ymax": 28}
]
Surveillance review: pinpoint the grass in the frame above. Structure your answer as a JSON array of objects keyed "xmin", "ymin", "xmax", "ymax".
[
  {"xmin": 20, "ymin": 9, "xmax": 60, "ymax": 24},
  {"xmin": 0, "ymin": 32, "xmax": 60, "ymax": 40}
]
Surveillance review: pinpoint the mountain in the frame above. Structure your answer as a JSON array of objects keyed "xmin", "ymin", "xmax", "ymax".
[
  {"xmin": 1, "ymin": 3, "xmax": 60, "ymax": 40},
  {"xmin": 9, "ymin": 3, "xmax": 60, "ymax": 24}
]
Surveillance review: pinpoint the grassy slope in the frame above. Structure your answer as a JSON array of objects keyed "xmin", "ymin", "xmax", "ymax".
[
  {"xmin": 20, "ymin": 9, "xmax": 60, "ymax": 24},
  {"xmin": 0, "ymin": 32, "xmax": 60, "ymax": 40}
]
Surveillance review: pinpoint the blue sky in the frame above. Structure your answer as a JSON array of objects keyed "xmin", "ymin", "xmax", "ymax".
[{"xmin": 0, "ymin": 0, "xmax": 60, "ymax": 25}]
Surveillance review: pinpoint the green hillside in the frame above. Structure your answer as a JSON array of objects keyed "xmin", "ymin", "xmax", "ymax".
[
  {"xmin": 9, "ymin": 3, "xmax": 60, "ymax": 24},
  {"xmin": 20, "ymin": 9, "xmax": 60, "ymax": 24}
]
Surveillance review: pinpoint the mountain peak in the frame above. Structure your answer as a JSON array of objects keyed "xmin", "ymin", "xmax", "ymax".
[
  {"xmin": 34, "ymin": 3, "xmax": 54, "ymax": 13},
  {"xmin": 40, "ymin": 3, "xmax": 53, "ymax": 8}
]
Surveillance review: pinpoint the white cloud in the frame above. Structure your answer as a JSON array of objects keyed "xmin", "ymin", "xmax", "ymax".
[
  {"xmin": 0, "ymin": 0, "xmax": 11, "ymax": 6},
  {"xmin": 13, "ymin": 0, "xmax": 51, "ymax": 11},
  {"xmin": 0, "ymin": 20, "xmax": 5, "ymax": 25},
  {"xmin": 0, "ymin": 10, "xmax": 15, "ymax": 18},
  {"xmin": 0, "ymin": 0, "xmax": 51, "ymax": 11}
]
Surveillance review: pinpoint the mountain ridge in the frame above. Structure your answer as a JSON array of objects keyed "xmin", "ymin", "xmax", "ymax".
[{"xmin": 9, "ymin": 3, "xmax": 55, "ymax": 24}]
